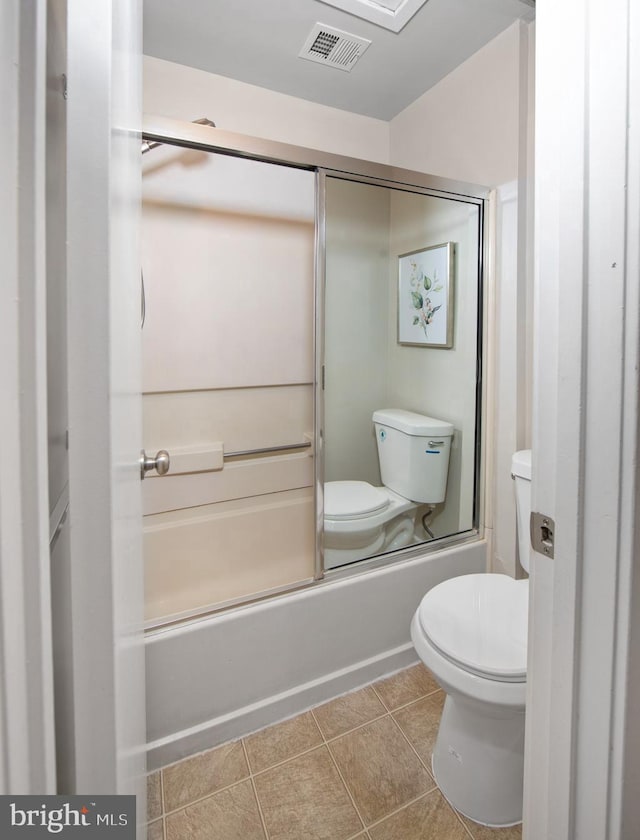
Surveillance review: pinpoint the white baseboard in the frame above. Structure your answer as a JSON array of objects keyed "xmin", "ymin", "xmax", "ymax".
[{"xmin": 147, "ymin": 642, "xmax": 417, "ymax": 770}]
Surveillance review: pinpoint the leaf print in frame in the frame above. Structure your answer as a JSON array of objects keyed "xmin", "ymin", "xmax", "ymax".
[{"xmin": 397, "ymin": 242, "xmax": 454, "ymax": 348}]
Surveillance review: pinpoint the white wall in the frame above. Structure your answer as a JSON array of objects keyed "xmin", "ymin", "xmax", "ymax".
[
  {"xmin": 390, "ymin": 22, "xmax": 522, "ymax": 186},
  {"xmin": 491, "ymin": 182, "xmax": 520, "ymax": 577},
  {"xmin": 390, "ymin": 20, "xmax": 534, "ymax": 571},
  {"xmin": 143, "ymin": 56, "xmax": 390, "ymax": 163}
]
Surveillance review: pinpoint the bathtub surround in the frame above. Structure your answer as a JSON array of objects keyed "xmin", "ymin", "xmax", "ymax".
[{"xmin": 141, "ymin": 153, "xmax": 316, "ymax": 623}]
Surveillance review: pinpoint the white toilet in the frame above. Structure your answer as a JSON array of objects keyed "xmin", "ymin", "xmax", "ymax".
[
  {"xmin": 410, "ymin": 449, "xmax": 532, "ymax": 827},
  {"xmin": 324, "ymin": 409, "xmax": 454, "ymax": 569}
]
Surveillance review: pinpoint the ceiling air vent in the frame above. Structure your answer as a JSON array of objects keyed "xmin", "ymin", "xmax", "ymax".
[
  {"xmin": 299, "ymin": 23, "xmax": 371, "ymax": 72},
  {"xmin": 317, "ymin": 0, "xmax": 429, "ymax": 33}
]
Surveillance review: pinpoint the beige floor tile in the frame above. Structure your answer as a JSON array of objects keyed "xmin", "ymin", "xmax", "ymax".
[
  {"xmin": 392, "ymin": 691, "xmax": 446, "ymax": 765},
  {"xmin": 147, "ymin": 772, "xmax": 163, "ymax": 821},
  {"xmin": 313, "ymin": 686, "xmax": 386, "ymax": 740},
  {"xmin": 147, "ymin": 819, "xmax": 164, "ymax": 840},
  {"xmin": 373, "ymin": 664, "xmax": 440, "ymax": 710},
  {"xmin": 244, "ymin": 710, "xmax": 323, "ymax": 773},
  {"xmin": 254, "ymin": 746, "xmax": 363, "ymax": 840},
  {"xmin": 368, "ymin": 789, "xmax": 469, "ymax": 840},
  {"xmin": 162, "ymin": 740, "xmax": 248, "ymax": 812},
  {"xmin": 329, "ymin": 716, "xmax": 434, "ymax": 825},
  {"xmin": 458, "ymin": 813, "xmax": 522, "ymax": 839},
  {"xmin": 165, "ymin": 779, "xmax": 265, "ymax": 840}
]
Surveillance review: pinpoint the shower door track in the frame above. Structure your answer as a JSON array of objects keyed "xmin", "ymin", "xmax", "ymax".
[{"xmin": 142, "ymin": 116, "xmax": 489, "ymax": 202}]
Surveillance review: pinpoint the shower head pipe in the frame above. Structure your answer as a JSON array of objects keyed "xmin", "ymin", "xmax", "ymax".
[{"xmin": 141, "ymin": 117, "xmax": 215, "ymax": 154}]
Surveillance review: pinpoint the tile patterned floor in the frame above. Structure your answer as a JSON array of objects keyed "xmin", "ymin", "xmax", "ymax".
[{"xmin": 147, "ymin": 663, "xmax": 522, "ymax": 840}]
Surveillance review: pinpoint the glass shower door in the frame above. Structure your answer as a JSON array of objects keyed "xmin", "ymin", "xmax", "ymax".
[
  {"xmin": 321, "ymin": 175, "xmax": 482, "ymax": 570},
  {"xmin": 140, "ymin": 144, "xmax": 317, "ymax": 626}
]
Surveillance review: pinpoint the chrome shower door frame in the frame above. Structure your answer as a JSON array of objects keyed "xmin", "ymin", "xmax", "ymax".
[{"xmin": 142, "ymin": 115, "xmax": 491, "ymax": 622}]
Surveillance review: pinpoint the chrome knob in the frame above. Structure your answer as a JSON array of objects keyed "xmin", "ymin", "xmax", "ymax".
[{"xmin": 140, "ymin": 449, "xmax": 170, "ymax": 480}]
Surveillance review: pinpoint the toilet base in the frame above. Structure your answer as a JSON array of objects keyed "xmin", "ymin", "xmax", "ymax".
[{"xmin": 432, "ymin": 692, "xmax": 525, "ymax": 827}]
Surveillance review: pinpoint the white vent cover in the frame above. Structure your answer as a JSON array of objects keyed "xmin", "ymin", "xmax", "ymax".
[
  {"xmin": 299, "ymin": 23, "xmax": 371, "ymax": 72},
  {"xmin": 317, "ymin": 0, "xmax": 429, "ymax": 33}
]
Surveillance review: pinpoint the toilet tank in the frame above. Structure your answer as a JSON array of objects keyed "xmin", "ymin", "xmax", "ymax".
[
  {"xmin": 373, "ymin": 409, "xmax": 454, "ymax": 504},
  {"xmin": 512, "ymin": 450, "xmax": 532, "ymax": 573}
]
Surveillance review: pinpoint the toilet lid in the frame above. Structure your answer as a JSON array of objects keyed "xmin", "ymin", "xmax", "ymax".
[
  {"xmin": 418, "ymin": 574, "xmax": 528, "ymax": 681},
  {"xmin": 324, "ymin": 481, "xmax": 389, "ymax": 520}
]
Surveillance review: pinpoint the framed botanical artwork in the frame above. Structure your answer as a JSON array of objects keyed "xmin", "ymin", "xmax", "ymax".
[{"xmin": 397, "ymin": 242, "xmax": 454, "ymax": 348}]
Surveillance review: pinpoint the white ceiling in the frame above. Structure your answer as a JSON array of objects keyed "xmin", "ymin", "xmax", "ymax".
[{"xmin": 143, "ymin": 0, "xmax": 534, "ymax": 121}]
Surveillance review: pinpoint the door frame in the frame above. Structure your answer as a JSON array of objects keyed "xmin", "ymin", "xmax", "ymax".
[
  {"xmin": 525, "ymin": 1, "xmax": 640, "ymax": 837},
  {"xmin": 1, "ymin": 0, "xmax": 148, "ymax": 805},
  {"xmin": 59, "ymin": 0, "xmax": 147, "ymax": 799},
  {"xmin": 0, "ymin": 0, "xmax": 56, "ymax": 794}
]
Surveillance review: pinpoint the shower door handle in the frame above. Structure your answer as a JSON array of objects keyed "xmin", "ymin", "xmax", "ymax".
[{"xmin": 140, "ymin": 449, "xmax": 170, "ymax": 480}]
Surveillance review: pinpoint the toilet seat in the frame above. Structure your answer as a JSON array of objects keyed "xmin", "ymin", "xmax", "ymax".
[
  {"xmin": 418, "ymin": 574, "xmax": 528, "ymax": 682},
  {"xmin": 323, "ymin": 481, "xmax": 416, "ymax": 536},
  {"xmin": 324, "ymin": 481, "xmax": 389, "ymax": 521},
  {"xmin": 323, "ymin": 481, "xmax": 419, "ymax": 569}
]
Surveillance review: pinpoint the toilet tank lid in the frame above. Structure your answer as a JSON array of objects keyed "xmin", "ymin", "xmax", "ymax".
[
  {"xmin": 373, "ymin": 409, "xmax": 453, "ymax": 437},
  {"xmin": 511, "ymin": 450, "xmax": 532, "ymax": 480}
]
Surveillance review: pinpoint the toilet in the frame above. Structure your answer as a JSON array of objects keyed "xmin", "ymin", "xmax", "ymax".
[
  {"xmin": 324, "ymin": 409, "xmax": 454, "ymax": 569},
  {"xmin": 410, "ymin": 449, "xmax": 532, "ymax": 827}
]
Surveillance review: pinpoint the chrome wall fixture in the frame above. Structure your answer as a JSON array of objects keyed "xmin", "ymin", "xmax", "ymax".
[{"xmin": 141, "ymin": 117, "xmax": 216, "ymax": 154}]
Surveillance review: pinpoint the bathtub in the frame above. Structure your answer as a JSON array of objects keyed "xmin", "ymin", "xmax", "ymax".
[{"xmin": 145, "ymin": 537, "xmax": 486, "ymax": 769}]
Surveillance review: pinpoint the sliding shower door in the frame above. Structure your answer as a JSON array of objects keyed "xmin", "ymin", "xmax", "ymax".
[
  {"xmin": 139, "ymin": 117, "xmax": 488, "ymax": 626},
  {"xmin": 141, "ymin": 145, "xmax": 316, "ymax": 626},
  {"xmin": 320, "ymin": 174, "xmax": 483, "ymax": 570}
]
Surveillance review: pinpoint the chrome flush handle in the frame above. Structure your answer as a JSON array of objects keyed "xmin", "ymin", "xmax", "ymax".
[{"xmin": 140, "ymin": 449, "xmax": 170, "ymax": 480}]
